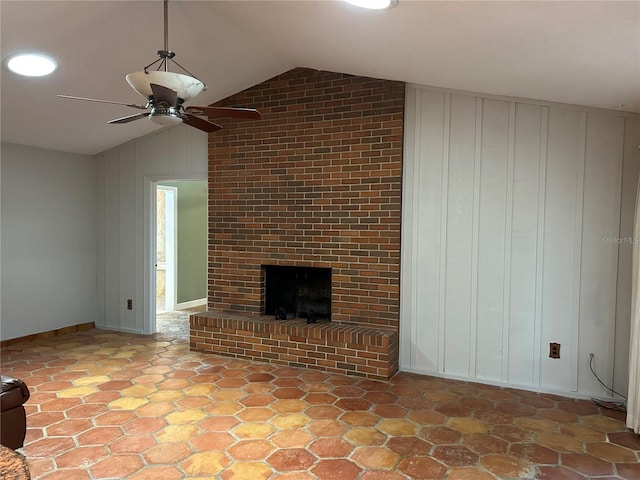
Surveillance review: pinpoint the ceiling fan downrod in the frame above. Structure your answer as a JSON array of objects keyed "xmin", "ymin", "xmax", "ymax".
[{"xmin": 141, "ymin": 0, "xmax": 206, "ymax": 90}]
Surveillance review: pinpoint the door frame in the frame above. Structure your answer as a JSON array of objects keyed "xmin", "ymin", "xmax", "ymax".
[
  {"xmin": 157, "ymin": 185, "xmax": 178, "ymax": 313},
  {"xmin": 143, "ymin": 174, "xmax": 206, "ymax": 335}
]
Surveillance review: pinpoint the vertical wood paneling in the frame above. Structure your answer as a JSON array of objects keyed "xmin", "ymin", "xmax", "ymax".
[
  {"xmin": 578, "ymin": 112, "xmax": 624, "ymax": 394},
  {"xmin": 98, "ymin": 124, "xmax": 207, "ymax": 334},
  {"xmin": 475, "ymin": 99, "xmax": 509, "ymax": 381},
  {"xmin": 135, "ymin": 128, "xmax": 169, "ymax": 333},
  {"xmin": 104, "ymin": 149, "xmax": 120, "ymax": 330},
  {"xmin": 508, "ymin": 103, "xmax": 543, "ymax": 386},
  {"xmin": 444, "ymin": 94, "xmax": 476, "ymax": 376},
  {"xmin": 95, "ymin": 155, "xmax": 106, "ymax": 328},
  {"xmin": 188, "ymin": 127, "xmax": 208, "ymax": 175},
  {"xmin": 169, "ymin": 126, "xmax": 189, "ymax": 174},
  {"xmin": 533, "ymin": 107, "xmax": 549, "ymax": 387},
  {"xmin": 414, "ymin": 89, "xmax": 446, "ymax": 371},
  {"xmin": 120, "ymin": 144, "xmax": 136, "ymax": 330},
  {"xmin": 137, "ymin": 134, "xmax": 161, "ymax": 174},
  {"xmin": 569, "ymin": 112, "xmax": 587, "ymax": 392},
  {"xmin": 400, "ymin": 88, "xmax": 417, "ymax": 370},
  {"xmin": 401, "ymin": 84, "xmax": 638, "ymax": 397},
  {"xmin": 540, "ymin": 108, "xmax": 582, "ymax": 391},
  {"xmin": 469, "ymin": 98, "xmax": 483, "ymax": 378},
  {"xmin": 502, "ymin": 103, "xmax": 516, "ymax": 382},
  {"xmin": 438, "ymin": 93, "xmax": 451, "ymax": 372},
  {"xmin": 614, "ymin": 117, "xmax": 640, "ymax": 395}
]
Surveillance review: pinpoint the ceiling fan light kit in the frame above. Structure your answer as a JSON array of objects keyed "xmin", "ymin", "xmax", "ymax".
[
  {"xmin": 149, "ymin": 111, "xmax": 184, "ymax": 126},
  {"xmin": 57, "ymin": 0, "xmax": 260, "ymax": 133},
  {"xmin": 126, "ymin": 71, "xmax": 204, "ymax": 103}
]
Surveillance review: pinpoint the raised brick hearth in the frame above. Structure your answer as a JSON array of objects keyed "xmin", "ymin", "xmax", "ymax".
[
  {"xmin": 190, "ymin": 312, "xmax": 399, "ymax": 379},
  {"xmin": 190, "ymin": 68, "xmax": 404, "ymax": 379}
]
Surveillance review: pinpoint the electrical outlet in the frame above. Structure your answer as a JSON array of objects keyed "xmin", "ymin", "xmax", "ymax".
[
  {"xmin": 127, "ymin": 299, "xmax": 133, "ymax": 310},
  {"xmin": 549, "ymin": 342, "xmax": 561, "ymax": 359}
]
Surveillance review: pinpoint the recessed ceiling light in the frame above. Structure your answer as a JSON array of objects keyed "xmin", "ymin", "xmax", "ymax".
[
  {"xmin": 344, "ymin": 0, "xmax": 396, "ymax": 10},
  {"xmin": 6, "ymin": 53, "xmax": 57, "ymax": 77}
]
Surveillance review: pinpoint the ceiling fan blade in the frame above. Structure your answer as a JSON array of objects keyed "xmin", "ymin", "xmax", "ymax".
[
  {"xmin": 185, "ymin": 106, "xmax": 261, "ymax": 120},
  {"xmin": 150, "ymin": 83, "xmax": 178, "ymax": 107},
  {"xmin": 183, "ymin": 114, "xmax": 223, "ymax": 133},
  {"xmin": 108, "ymin": 113, "xmax": 150, "ymax": 124},
  {"xmin": 58, "ymin": 95, "xmax": 148, "ymax": 110}
]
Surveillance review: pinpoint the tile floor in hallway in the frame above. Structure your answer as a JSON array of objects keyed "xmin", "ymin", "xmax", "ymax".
[
  {"xmin": 156, "ymin": 310, "xmax": 191, "ymax": 340},
  {"xmin": 156, "ymin": 302, "xmax": 203, "ymax": 339},
  {"xmin": 1, "ymin": 329, "xmax": 639, "ymax": 480}
]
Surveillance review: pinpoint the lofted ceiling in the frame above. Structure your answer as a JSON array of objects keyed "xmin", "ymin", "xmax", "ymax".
[{"xmin": 1, "ymin": 0, "xmax": 638, "ymax": 156}]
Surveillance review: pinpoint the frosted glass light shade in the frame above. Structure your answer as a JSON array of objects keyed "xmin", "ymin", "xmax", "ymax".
[
  {"xmin": 126, "ymin": 71, "xmax": 204, "ymax": 101},
  {"xmin": 150, "ymin": 114, "xmax": 183, "ymax": 126}
]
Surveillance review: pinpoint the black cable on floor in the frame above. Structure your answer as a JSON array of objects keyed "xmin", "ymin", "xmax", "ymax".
[
  {"xmin": 588, "ymin": 353, "xmax": 627, "ymax": 411},
  {"xmin": 591, "ymin": 397, "xmax": 627, "ymax": 412}
]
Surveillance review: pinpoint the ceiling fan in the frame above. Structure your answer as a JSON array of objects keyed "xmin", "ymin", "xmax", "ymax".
[{"xmin": 58, "ymin": 0, "xmax": 260, "ymax": 133}]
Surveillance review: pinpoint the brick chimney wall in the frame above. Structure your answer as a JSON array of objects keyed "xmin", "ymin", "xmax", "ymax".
[{"xmin": 207, "ymin": 68, "xmax": 404, "ymax": 331}]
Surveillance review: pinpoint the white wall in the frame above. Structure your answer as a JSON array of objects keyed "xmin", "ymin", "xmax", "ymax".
[
  {"xmin": 95, "ymin": 125, "xmax": 207, "ymax": 334},
  {"xmin": 400, "ymin": 85, "xmax": 640, "ymax": 398},
  {"xmin": 1, "ymin": 143, "xmax": 96, "ymax": 340}
]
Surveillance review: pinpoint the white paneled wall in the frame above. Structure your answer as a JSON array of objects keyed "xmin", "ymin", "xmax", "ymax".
[
  {"xmin": 401, "ymin": 85, "xmax": 640, "ymax": 398},
  {"xmin": 95, "ymin": 125, "xmax": 207, "ymax": 334}
]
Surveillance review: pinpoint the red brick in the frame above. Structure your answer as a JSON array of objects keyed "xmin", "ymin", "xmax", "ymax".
[{"xmin": 196, "ymin": 68, "xmax": 404, "ymax": 379}]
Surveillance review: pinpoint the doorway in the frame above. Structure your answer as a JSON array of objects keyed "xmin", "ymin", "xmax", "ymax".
[{"xmin": 154, "ymin": 180, "xmax": 207, "ymax": 339}]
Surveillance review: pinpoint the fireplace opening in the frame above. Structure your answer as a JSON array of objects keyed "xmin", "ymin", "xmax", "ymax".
[{"xmin": 263, "ymin": 265, "xmax": 331, "ymax": 323}]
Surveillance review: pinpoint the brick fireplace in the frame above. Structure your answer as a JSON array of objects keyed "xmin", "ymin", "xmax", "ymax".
[{"xmin": 190, "ymin": 68, "xmax": 404, "ymax": 379}]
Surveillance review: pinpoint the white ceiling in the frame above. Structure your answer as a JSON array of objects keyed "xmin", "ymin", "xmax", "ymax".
[{"xmin": 2, "ymin": 0, "xmax": 638, "ymax": 156}]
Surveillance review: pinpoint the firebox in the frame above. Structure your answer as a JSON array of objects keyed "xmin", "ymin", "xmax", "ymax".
[{"xmin": 263, "ymin": 265, "xmax": 331, "ymax": 323}]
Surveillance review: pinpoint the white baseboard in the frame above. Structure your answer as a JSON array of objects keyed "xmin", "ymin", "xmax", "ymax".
[
  {"xmin": 176, "ymin": 298, "xmax": 206, "ymax": 310},
  {"xmin": 96, "ymin": 324, "xmax": 144, "ymax": 335},
  {"xmin": 397, "ymin": 366, "xmax": 621, "ymax": 401}
]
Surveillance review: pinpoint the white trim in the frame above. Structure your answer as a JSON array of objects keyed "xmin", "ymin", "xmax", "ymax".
[
  {"xmin": 143, "ymin": 177, "xmax": 155, "ymax": 335},
  {"xmin": 158, "ymin": 185, "xmax": 178, "ymax": 312},
  {"xmin": 176, "ymin": 298, "xmax": 207, "ymax": 310},
  {"xmin": 98, "ymin": 325, "xmax": 144, "ymax": 335}
]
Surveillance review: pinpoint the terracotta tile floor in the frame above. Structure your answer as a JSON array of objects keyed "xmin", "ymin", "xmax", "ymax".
[{"xmin": 2, "ymin": 329, "xmax": 639, "ymax": 480}]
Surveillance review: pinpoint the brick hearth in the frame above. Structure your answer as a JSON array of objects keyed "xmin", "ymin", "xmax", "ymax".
[
  {"xmin": 191, "ymin": 68, "xmax": 404, "ymax": 379},
  {"xmin": 190, "ymin": 312, "xmax": 399, "ymax": 379}
]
